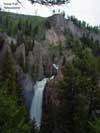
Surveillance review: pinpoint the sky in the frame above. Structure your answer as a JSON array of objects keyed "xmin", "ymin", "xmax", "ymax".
[
  {"xmin": 0, "ymin": 0, "xmax": 100, "ymax": 26},
  {"xmin": 68, "ymin": 0, "xmax": 100, "ymax": 26}
]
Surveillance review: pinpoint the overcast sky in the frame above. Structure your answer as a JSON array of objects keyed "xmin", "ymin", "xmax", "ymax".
[{"xmin": 67, "ymin": 0, "xmax": 100, "ymax": 26}]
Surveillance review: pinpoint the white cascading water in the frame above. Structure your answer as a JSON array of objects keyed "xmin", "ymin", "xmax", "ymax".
[
  {"xmin": 30, "ymin": 64, "xmax": 58, "ymax": 128},
  {"xmin": 53, "ymin": 64, "xmax": 59, "ymax": 71},
  {"xmin": 30, "ymin": 78, "xmax": 48, "ymax": 128}
]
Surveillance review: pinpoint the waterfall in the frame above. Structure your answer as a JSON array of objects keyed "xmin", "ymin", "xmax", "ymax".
[
  {"xmin": 53, "ymin": 64, "xmax": 59, "ymax": 71},
  {"xmin": 30, "ymin": 64, "xmax": 58, "ymax": 128},
  {"xmin": 30, "ymin": 78, "xmax": 48, "ymax": 128}
]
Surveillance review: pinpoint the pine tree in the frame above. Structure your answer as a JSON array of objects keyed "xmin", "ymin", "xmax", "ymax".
[
  {"xmin": 89, "ymin": 118, "xmax": 100, "ymax": 133},
  {"xmin": 1, "ymin": 50, "xmax": 17, "ymax": 95},
  {"xmin": 0, "ymin": 82, "xmax": 31, "ymax": 132}
]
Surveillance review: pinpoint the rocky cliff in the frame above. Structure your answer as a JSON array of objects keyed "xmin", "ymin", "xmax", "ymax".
[{"xmin": 0, "ymin": 12, "xmax": 100, "ymax": 112}]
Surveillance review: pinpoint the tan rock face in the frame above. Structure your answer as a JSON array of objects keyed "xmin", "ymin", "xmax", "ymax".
[
  {"xmin": 46, "ymin": 14, "xmax": 66, "ymax": 46},
  {"xmin": 46, "ymin": 29, "xmax": 59, "ymax": 45},
  {"xmin": 47, "ymin": 14, "xmax": 65, "ymax": 31},
  {"xmin": 46, "ymin": 28, "xmax": 65, "ymax": 46}
]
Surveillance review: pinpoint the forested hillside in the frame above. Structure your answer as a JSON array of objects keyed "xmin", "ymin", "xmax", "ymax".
[{"xmin": 0, "ymin": 12, "xmax": 100, "ymax": 133}]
